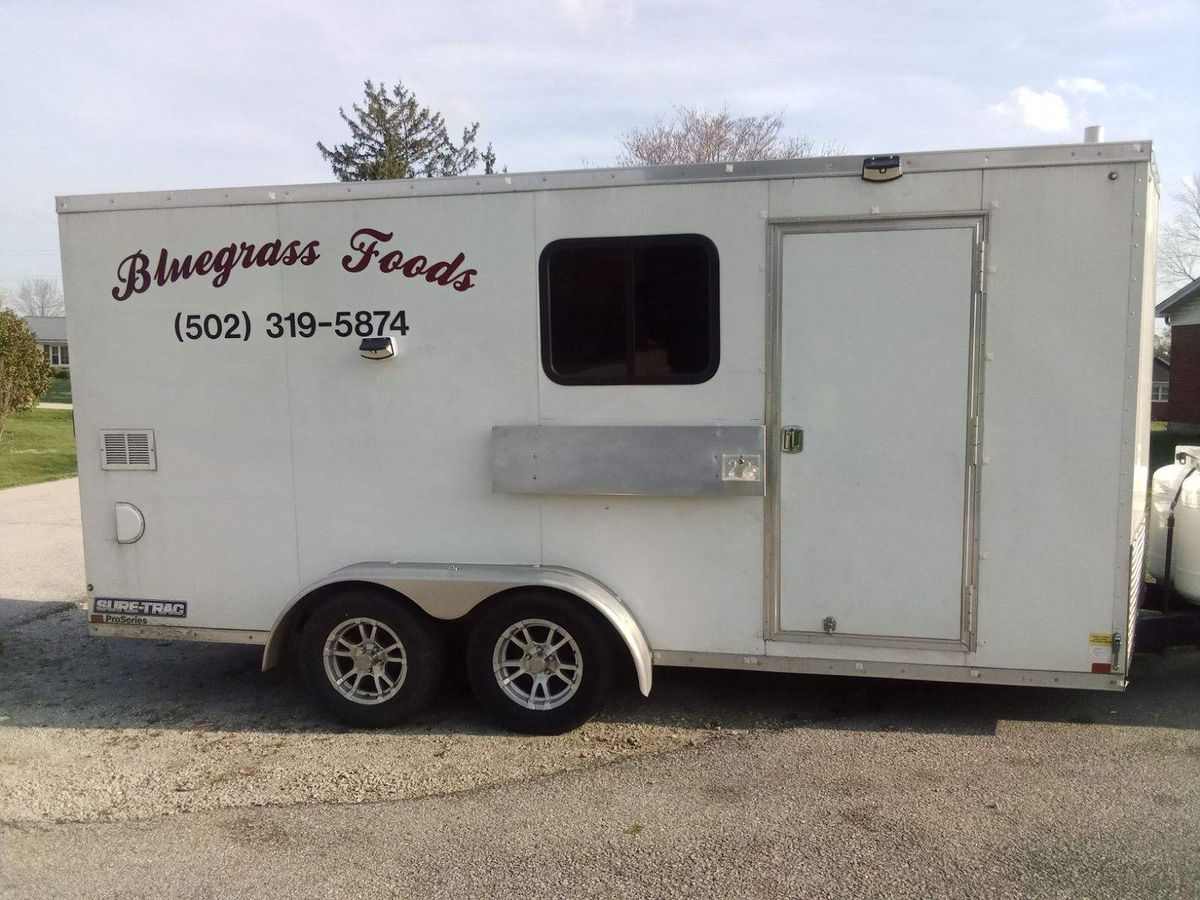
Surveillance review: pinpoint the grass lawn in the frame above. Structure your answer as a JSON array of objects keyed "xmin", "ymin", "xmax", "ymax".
[
  {"xmin": 1149, "ymin": 424, "xmax": 1200, "ymax": 474},
  {"xmin": 0, "ymin": 408, "xmax": 77, "ymax": 489},
  {"xmin": 42, "ymin": 374, "xmax": 72, "ymax": 404}
]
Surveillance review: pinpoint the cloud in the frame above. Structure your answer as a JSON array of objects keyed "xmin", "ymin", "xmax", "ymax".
[
  {"xmin": 990, "ymin": 87, "xmax": 1071, "ymax": 133},
  {"xmin": 1115, "ymin": 81, "xmax": 1156, "ymax": 101},
  {"xmin": 1056, "ymin": 77, "xmax": 1107, "ymax": 95}
]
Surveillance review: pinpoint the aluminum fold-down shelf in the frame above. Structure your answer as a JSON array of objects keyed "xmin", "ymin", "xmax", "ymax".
[{"xmin": 491, "ymin": 425, "xmax": 766, "ymax": 496}]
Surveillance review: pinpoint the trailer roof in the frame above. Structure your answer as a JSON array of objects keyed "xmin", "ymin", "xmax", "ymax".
[{"xmin": 56, "ymin": 140, "xmax": 1153, "ymax": 215}]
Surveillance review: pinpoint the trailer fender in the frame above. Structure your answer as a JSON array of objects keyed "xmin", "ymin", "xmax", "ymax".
[{"xmin": 263, "ymin": 563, "xmax": 653, "ymax": 696}]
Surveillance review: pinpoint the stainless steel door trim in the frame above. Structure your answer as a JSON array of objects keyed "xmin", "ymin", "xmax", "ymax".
[{"xmin": 764, "ymin": 212, "xmax": 989, "ymax": 649}]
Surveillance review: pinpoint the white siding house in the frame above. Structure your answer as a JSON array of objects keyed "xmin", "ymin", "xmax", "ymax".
[{"xmin": 24, "ymin": 316, "xmax": 69, "ymax": 367}]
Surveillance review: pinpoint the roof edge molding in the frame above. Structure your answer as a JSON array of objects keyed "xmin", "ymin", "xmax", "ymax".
[{"xmin": 56, "ymin": 140, "xmax": 1153, "ymax": 215}]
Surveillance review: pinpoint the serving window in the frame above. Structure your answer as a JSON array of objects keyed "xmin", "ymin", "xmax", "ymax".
[{"xmin": 539, "ymin": 234, "xmax": 719, "ymax": 385}]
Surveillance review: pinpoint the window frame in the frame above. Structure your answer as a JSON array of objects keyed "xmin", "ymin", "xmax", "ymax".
[
  {"xmin": 538, "ymin": 233, "xmax": 720, "ymax": 386},
  {"xmin": 1152, "ymin": 382, "xmax": 1169, "ymax": 403}
]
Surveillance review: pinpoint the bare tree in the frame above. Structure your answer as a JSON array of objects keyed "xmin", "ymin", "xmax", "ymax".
[
  {"xmin": 12, "ymin": 279, "xmax": 64, "ymax": 317},
  {"xmin": 1160, "ymin": 173, "xmax": 1200, "ymax": 290},
  {"xmin": 618, "ymin": 105, "xmax": 841, "ymax": 166},
  {"xmin": 1154, "ymin": 329, "xmax": 1171, "ymax": 360}
]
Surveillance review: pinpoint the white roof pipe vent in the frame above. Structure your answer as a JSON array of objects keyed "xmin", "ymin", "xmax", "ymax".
[{"xmin": 1083, "ymin": 125, "xmax": 1105, "ymax": 143}]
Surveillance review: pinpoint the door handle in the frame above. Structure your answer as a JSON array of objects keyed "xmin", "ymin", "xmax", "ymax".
[{"xmin": 781, "ymin": 426, "xmax": 803, "ymax": 454}]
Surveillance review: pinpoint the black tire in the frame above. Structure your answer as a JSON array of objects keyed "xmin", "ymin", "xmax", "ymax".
[
  {"xmin": 467, "ymin": 591, "xmax": 614, "ymax": 734},
  {"xmin": 300, "ymin": 588, "xmax": 445, "ymax": 728}
]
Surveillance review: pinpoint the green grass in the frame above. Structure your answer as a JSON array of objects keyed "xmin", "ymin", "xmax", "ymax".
[
  {"xmin": 0, "ymin": 408, "xmax": 77, "ymax": 489},
  {"xmin": 42, "ymin": 374, "xmax": 72, "ymax": 404},
  {"xmin": 1149, "ymin": 425, "xmax": 1200, "ymax": 474}
]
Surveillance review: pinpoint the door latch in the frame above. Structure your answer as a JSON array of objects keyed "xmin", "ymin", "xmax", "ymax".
[{"xmin": 781, "ymin": 426, "xmax": 804, "ymax": 454}]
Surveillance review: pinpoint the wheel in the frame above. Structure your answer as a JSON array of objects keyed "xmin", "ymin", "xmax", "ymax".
[
  {"xmin": 300, "ymin": 588, "xmax": 445, "ymax": 728},
  {"xmin": 467, "ymin": 591, "xmax": 614, "ymax": 734}
]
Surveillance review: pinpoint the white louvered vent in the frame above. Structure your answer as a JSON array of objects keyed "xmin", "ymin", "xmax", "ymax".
[{"xmin": 100, "ymin": 430, "xmax": 157, "ymax": 471}]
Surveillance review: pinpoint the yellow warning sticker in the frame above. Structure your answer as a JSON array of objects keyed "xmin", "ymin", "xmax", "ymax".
[{"xmin": 1089, "ymin": 632, "xmax": 1113, "ymax": 646}]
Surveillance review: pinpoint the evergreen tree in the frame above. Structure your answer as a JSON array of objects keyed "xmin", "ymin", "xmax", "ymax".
[{"xmin": 317, "ymin": 80, "xmax": 496, "ymax": 181}]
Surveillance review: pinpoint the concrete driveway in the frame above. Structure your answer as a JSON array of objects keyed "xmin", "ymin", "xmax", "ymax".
[
  {"xmin": 0, "ymin": 478, "xmax": 85, "ymax": 629},
  {"xmin": 1, "ymin": 479, "xmax": 1198, "ymax": 898}
]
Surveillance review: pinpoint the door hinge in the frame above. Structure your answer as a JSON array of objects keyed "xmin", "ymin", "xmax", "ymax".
[
  {"xmin": 978, "ymin": 240, "xmax": 987, "ymax": 290},
  {"xmin": 965, "ymin": 585, "xmax": 976, "ymax": 634},
  {"xmin": 781, "ymin": 426, "xmax": 804, "ymax": 454},
  {"xmin": 1111, "ymin": 630, "xmax": 1122, "ymax": 673}
]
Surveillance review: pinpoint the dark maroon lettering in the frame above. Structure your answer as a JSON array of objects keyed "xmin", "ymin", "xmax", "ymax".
[
  {"xmin": 155, "ymin": 249, "xmax": 195, "ymax": 285},
  {"xmin": 108, "ymin": 227, "xmax": 477, "ymax": 301},
  {"xmin": 111, "ymin": 250, "xmax": 151, "ymax": 301},
  {"xmin": 253, "ymin": 240, "xmax": 281, "ymax": 267},
  {"xmin": 401, "ymin": 255, "xmax": 428, "ymax": 278},
  {"xmin": 380, "ymin": 250, "xmax": 404, "ymax": 273},
  {"xmin": 211, "ymin": 244, "xmax": 238, "ymax": 287},
  {"xmin": 424, "ymin": 252, "xmax": 464, "ymax": 286},
  {"xmin": 238, "ymin": 242, "xmax": 257, "ymax": 268},
  {"xmin": 342, "ymin": 228, "xmax": 390, "ymax": 273},
  {"xmin": 279, "ymin": 240, "xmax": 302, "ymax": 266}
]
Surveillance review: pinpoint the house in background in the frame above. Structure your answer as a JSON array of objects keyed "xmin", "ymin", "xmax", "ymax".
[
  {"xmin": 23, "ymin": 315, "xmax": 69, "ymax": 368},
  {"xmin": 1152, "ymin": 355, "xmax": 1171, "ymax": 419},
  {"xmin": 1154, "ymin": 277, "xmax": 1200, "ymax": 425}
]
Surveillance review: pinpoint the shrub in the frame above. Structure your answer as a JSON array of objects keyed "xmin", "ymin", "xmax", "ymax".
[{"xmin": 0, "ymin": 310, "xmax": 53, "ymax": 439}]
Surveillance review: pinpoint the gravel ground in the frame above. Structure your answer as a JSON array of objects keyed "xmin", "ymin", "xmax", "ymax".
[{"xmin": 1, "ymin": 480, "xmax": 1199, "ymax": 897}]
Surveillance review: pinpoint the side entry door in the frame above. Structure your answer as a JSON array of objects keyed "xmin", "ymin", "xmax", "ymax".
[{"xmin": 770, "ymin": 217, "xmax": 984, "ymax": 647}]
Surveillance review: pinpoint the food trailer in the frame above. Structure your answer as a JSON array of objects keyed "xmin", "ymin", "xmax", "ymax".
[{"xmin": 57, "ymin": 136, "xmax": 1158, "ymax": 732}]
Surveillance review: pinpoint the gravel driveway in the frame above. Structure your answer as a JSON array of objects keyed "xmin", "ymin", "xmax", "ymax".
[{"xmin": 1, "ymin": 479, "xmax": 1198, "ymax": 898}]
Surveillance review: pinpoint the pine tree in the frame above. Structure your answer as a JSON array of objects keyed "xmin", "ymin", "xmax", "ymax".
[{"xmin": 317, "ymin": 80, "xmax": 496, "ymax": 181}]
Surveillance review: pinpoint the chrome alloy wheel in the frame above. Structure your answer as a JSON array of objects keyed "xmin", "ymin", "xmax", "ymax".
[
  {"xmin": 322, "ymin": 617, "xmax": 408, "ymax": 705},
  {"xmin": 492, "ymin": 618, "xmax": 583, "ymax": 710}
]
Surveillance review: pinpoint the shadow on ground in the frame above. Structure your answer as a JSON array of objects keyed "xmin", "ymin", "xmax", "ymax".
[
  {"xmin": 0, "ymin": 597, "xmax": 77, "ymax": 630},
  {"xmin": 3, "ymin": 604, "xmax": 1197, "ymax": 738}
]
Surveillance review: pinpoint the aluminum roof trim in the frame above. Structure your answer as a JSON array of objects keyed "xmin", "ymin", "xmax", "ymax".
[{"xmin": 57, "ymin": 140, "xmax": 1153, "ymax": 214}]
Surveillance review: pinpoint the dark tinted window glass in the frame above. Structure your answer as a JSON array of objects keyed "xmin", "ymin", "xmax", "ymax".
[
  {"xmin": 633, "ymin": 243, "xmax": 712, "ymax": 378},
  {"xmin": 540, "ymin": 234, "xmax": 718, "ymax": 385},
  {"xmin": 545, "ymin": 244, "xmax": 627, "ymax": 379}
]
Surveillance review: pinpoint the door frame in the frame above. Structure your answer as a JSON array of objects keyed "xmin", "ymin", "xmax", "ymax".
[{"xmin": 763, "ymin": 212, "xmax": 989, "ymax": 651}]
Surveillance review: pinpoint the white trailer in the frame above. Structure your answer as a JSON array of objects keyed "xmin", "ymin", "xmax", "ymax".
[{"xmin": 57, "ymin": 139, "xmax": 1158, "ymax": 732}]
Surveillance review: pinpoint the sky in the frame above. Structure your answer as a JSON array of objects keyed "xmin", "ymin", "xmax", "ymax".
[{"xmin": 1, "ymin": 0, "xmax": 1197, "ymax": 296}]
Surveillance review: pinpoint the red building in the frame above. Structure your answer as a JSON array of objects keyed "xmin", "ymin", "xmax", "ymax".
[{"xmin": 1154, "ymin": 277, "xmax": 1200, "ymax": 425}]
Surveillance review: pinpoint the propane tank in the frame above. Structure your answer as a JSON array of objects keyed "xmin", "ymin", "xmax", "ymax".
[{"xmin": 1148, "ymin": 445, "xmax": 1200, "ymax": 603}]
